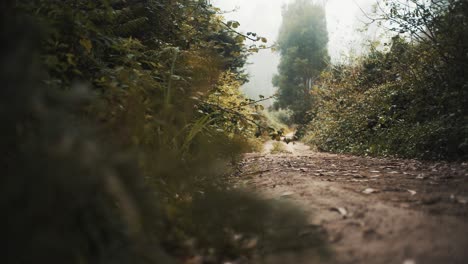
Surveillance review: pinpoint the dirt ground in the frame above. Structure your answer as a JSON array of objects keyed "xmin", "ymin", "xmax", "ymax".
[{"xmin": 233, "ymin": 139, "xmax": 468, "ymax": 264}]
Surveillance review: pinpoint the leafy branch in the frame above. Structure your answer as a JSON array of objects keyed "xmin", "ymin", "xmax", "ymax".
[
  {"xmin": 220, "ymin": 20, "xmax": 268, "ymax": 43},
  {"xmin": 234, "ymin": 95, "xmax": 276, "ymax": 109},
  {"xmin": 195, "ymin": 99, "xmax": 274, "ymax": 133}
]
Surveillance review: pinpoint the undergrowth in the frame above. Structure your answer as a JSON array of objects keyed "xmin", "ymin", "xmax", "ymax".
[
  {"xmin": 302, "ymin": 1, "xmax": 467, "ymax": 161},
  {"xmin": 1, "ymin": 1, "xmax": 328, "ymax": 263}
]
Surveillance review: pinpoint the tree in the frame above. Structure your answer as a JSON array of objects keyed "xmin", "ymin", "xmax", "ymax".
[{"xmin": 273, "ymin": 0, "xmax": 329, "ymax": 124}]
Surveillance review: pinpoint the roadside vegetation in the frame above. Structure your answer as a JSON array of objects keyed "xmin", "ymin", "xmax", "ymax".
[
  {"xmin": 274, "ymin": 0, "xmax": 467, "ymax": 161},
  {"xmin": 2, "ymin": 1, "xmax": 326, "ymax": 263}
]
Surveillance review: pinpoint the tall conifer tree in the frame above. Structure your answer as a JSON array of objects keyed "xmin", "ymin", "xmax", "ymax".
[{"xmin": 273, "ymin": 0, "xmax": 329, "ymax": 124}]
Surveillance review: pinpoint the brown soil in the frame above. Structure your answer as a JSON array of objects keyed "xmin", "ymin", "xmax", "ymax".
[{"xmin": 234, "ymin": 140, "xmax": 468, "ymax": 264}]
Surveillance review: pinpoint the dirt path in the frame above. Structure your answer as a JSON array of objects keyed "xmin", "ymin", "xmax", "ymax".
[{"xmin": 234, "ymin": 140, "xmax": 468, "ymax": 264}]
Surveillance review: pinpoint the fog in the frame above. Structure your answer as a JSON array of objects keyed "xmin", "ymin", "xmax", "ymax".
[{"xmin": 212, "ymin": 0, "xmax": 377, "ymax": 105}]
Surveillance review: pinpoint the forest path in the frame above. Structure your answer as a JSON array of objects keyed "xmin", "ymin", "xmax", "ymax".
[{"xmin": 234, "ymin": 140, "xmax": 468, "ymax": 264}]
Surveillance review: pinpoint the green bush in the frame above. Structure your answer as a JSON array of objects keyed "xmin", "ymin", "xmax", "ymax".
[{"xmin": 305, "ymin": 30, "xmax": 467, "ymax": 160}]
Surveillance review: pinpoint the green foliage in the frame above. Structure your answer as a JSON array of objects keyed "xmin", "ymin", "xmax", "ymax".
[
  {"xmin": 2, "ymin": 1, "xmax": 328, "ymax": 263},
  {"xmin": 13, "ymin": 0, "xmax": 261, "ymax": 165},
  {"xmin": 304, "ymin": 0, "xmax": 468, "ymax": 160},
  {"xmin": 201, "ymin": 71, "xmax": 264, "ymax": 139},
  {"xmin": 273, "ymin": 0, "xmax": 330, "ymax": 124},
  {"xmin": 1, "ymin": 15, "xmax": 172, "ymax": 263}
]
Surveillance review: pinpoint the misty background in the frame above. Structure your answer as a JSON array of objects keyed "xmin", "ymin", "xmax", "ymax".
[{"xmin": 212, "ymin": 0, "xmax": 377, "ymax": 106}]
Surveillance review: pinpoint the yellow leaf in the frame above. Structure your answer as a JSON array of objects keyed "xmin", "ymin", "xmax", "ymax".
[
  {"xmin": 79, "ymin": 38, "xmax": 92, "ymax": 53},
  {"xmin": 66, "ymin": 53, "xmax": 76, "ymax": 66}
]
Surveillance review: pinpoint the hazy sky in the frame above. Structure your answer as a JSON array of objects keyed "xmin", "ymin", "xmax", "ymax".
[{"xmin": 212, "ymin": 0, "xmax": 376, "ymax": 103}]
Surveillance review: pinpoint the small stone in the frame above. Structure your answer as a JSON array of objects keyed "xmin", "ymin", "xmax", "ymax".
[
  {"xmin": 280, "ymin": 191, "xmax": 294, "ymax": 197},
  {"xmin": 362, "ymin": 188, "xmax": 378, "ymax": 194},
  {"xmin": 416, "ymin": 174, "xmax": 426, "ymax": 180}
]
